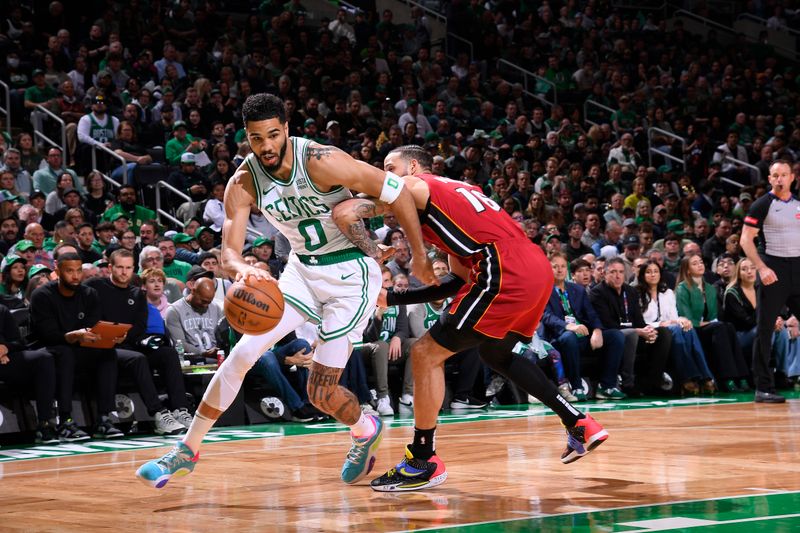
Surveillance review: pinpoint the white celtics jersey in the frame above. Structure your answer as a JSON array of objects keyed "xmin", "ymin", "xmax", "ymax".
[{"xmin": 245, "ymin": 137, "xmax": 355, "ymax": 256}]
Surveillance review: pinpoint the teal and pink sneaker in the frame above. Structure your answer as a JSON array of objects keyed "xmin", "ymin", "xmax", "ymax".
[
  {"xmin": 136, "ymin": 442, "xmax": 199, "ymax": 488},
  {"xmin": 341, "ymin": 415, "xmax": 384, "ymax": 484}
]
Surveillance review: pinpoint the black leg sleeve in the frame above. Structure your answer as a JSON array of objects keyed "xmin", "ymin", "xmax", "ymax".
[{"xmin": 478, "ymin": 336, "xmax": 583, "ymax": 427}]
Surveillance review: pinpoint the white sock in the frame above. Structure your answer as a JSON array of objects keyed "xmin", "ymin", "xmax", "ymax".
[
  {"xmin": 182, "ymin": 413, "xmax": 215, "ymax": 455},
  {"xmin": 350, "ymin": 412, "xmax": 375, "ymax": 438}
]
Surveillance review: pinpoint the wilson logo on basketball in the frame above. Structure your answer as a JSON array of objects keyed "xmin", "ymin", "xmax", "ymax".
[{"xmin": 233, "ymin": 288, "xmax": 271, "ymax": 312}]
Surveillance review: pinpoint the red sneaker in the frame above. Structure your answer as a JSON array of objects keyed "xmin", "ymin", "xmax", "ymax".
[{"xmin": 561, "ymin": 415, "xmax": 608, "ymax": 464}]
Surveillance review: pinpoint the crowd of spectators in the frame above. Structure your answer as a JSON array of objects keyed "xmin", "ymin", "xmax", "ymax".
[{"xmin": 1, "ymin": 0, "xmax": 800, "ymax": 442}]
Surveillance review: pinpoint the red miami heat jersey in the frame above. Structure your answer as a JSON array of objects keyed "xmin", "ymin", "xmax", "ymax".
[
  {"xmin": 417, "ymin": 174, "xmax": 526, "ymax": 260},
  {"xmin": 416, "ymin": 174, "xmax": 553, "ymax": 340}
]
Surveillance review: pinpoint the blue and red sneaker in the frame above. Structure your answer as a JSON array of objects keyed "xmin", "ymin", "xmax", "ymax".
[
  {"xmin": 370, "ymin": 446, "xmax": 447, "ymax": 492},
  {"xmin": 561, "ymin": 414, "xmax": 608, "ymax": 464}
]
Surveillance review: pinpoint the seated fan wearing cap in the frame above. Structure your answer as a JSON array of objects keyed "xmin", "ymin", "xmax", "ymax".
[
  {"xmin": 167, "ymin": 152, "xmax": 210, "ymax": 202},
  {"xmin": 100, "ymin": 185, "xmax": 156, "ymax": 236},
  {"xmin": 165, "ymin": 120, "xmax": 207, "ymax": 166}
]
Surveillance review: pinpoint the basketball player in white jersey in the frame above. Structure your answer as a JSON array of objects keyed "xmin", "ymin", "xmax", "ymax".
[{"xmin": 137, "ymin": 93, "xmax": 435, "ymax": 488}]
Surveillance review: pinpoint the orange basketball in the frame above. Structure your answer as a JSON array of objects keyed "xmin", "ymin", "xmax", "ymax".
[{"xmin": 224, "ymin": 277, "xmax": 284, "ymax": 335}]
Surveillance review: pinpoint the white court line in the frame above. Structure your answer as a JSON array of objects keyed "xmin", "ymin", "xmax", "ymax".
[
  {"xmin": 401, "ymin": 489, "xmax": 800, "ymax": 533},
  {"xmin": 0, "ymin": 438, "xmax": 346, "ymax": 477},
  {"xmin": 624, "ymin": 512, "xmax": 800, "ymax": 532},
  {"xmin": 2, "ymin": 421, "xmax": 775, "ymax": 477}
]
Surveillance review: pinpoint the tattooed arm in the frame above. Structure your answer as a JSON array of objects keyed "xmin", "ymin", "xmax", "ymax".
[
  {"xmin": 332, "ymin": 197, "xmax": 391, "ymax": 263},
  {"xmin": 306, "ymin": 141, "xmax": 437, "ymax": 284}
]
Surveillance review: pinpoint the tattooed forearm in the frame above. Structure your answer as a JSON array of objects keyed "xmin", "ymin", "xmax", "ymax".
[
  {"xmin": 333, "ymin": 199, "xmax": 384, "ymax": 262},
  {"xmin": 306, "ymin": 146, "xmax": 335, "ymax": 160},
  {"xmin": 347, "ymin": 221, "xmax": 382, "ymax": 261}
]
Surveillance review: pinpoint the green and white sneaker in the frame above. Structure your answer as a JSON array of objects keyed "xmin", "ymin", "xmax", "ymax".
[
  {"xmin": 341, "ymin": 415, "xmax": 384, "ymax": 484},
  {"xmin": 595, "ymin": 387, "xmax": 626, "ymax": 400},
  {"xmin": 136, "ymin": 442, "xmax": 199, "ymax": 489}
]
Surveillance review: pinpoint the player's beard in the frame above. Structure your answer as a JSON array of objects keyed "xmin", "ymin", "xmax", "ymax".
[
  {"xmin": 259, "ymin": 135, "xmax": 287, "ymax": 173},
  {"xmin": 60, "ymin": 280, "xmax": 81, "ymax": 292}
]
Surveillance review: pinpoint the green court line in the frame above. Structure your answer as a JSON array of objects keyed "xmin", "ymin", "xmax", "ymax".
[{"xmin": 410, "ymin": 491, "xmax": 800, "ymax": 532}]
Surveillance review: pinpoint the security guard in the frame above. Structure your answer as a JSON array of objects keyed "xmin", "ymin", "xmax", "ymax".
[{"xmin": 740, "ymin": 161, "xmax": 800, "ymax": 403}]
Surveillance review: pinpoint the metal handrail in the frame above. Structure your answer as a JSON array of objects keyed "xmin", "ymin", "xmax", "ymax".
[
  {"xmin": 246, "ymin": 227, "xmax": 265, "ymax": 238},
  {"xmin": 0, "ymin": 80, "xmax": 10, "ymax": 140},
  {"xmin": 721, "ymin": 153, "xmax": 761, "ymax": 184},
  {"xmin": 673, "ymin": 9, "xmax": 738, "ymax": 35},
  {"xmin": 736, "ymin": 13, "xmax": 800, "ymax": 37},
  {"xmin": 496, "ymin": 59, "xmax": 556, "ymax": 108},
  {"xmin": 647, "ymin": 127, "xmax": 687, "ymax": 168},
  {"xmin": 720, "ymin": 177, "xmax": 747, "ymax": 189},
  {"xmin": 33, "ymin": 104, "xmax": 67, "ymax": 155},
  {"xmin": 155, "ymin": 180, "xmax": 191, "ymax": 229},
  {"xmin": 91, "ymin": 143, "xmax": 127, "ymax": 186},
  {"xmin": 391, "ymin": 0, "xmax": 447, "ymax": 24},
  {"xmin": 583, "ymin": 99, "xmax": 617, "ymax": 128},
  {"xmin": 446, "ymin": 32, "xmax": 473, "ymax": 63},
  {"xmin": 675, "ymin": 9, "xmax": 797, "ymax": 60}
]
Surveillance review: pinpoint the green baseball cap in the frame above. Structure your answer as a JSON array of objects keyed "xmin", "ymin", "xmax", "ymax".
[
  {"xmin": 108, "ymin": 212, "xmax": 130, "ymax": 222},
  {"xmin": 15, "ymin": 239, "xmax": 35, "ymax": 252},
  {"xmin": 3, "ymin": 254, "xmax": 25, "ymax": 270},
  {"xmin": 0, "ymin": 190, "xmax": 20, "ymax": 203},
  {"xmin": 666, "ymin": 219, "xmax": 685, "ymax": 234},
  {"xmin": 253, "ymin": 236, "xmax": 274, "ymax": 247},
  {"xmin": 172, "ymin": 233, "xmax": 194, "ymax": 244},
  {"xmin": 28, "ymin": 263, "xmax": 52, "ymax": 279},
  {"xmin": 195, "ymin": 226, "xmax": 213, "ymax": 237}
]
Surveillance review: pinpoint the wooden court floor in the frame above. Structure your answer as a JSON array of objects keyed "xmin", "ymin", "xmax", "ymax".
[{"xmin": 2, "ymin": 400, "xmax": 800, "ymax": 532}]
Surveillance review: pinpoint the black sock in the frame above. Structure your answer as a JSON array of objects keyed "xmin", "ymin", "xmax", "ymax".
[
  {"xmin": 410, "ymin": 426, "xmax": 436, "ymax": 460},
  {"xmin": 59, "ymin": 412, "xmax": 71, "ymax": 424},
  {"xmin": 507, "ymin": 357, "xmax": 584, "ymax": 427}
]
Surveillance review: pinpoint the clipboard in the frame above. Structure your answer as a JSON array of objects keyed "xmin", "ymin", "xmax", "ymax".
[{"xmin": 80, "ymin": 321, "xmax": 133, "ymax": 349}]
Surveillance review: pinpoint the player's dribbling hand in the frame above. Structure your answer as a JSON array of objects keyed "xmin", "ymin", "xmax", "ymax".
[
  {"xmin": 236, "ymin": 266, "xmax": 276, "ymax": 284},
  {"xmin": 376, "ymin": 244, "xmax": 395, "ymax": 264},
  {"xmin": 412, "ymin": 255, "xmax": 438, "ymax": 286}
]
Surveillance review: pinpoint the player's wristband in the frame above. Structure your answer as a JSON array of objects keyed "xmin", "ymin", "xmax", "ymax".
[
  {"xmin": 379, "ymin": 171, "xmax": 404, "ymax": 204},
  {"xmin": 386, "ymin": 274, "xmax": 465, "ymax": 306}
]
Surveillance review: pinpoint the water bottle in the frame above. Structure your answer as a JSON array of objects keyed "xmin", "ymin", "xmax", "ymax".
[{"xmin": 175, "ymin": 340, "xmax": 188, "ymax": 367}]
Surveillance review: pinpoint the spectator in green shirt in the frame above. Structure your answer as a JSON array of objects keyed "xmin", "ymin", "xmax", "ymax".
[
  {"xmin": 611, "ymin": 95, "xmax": 640, "ymax": 136},
  {"xmin": 25, "ymin": 69, "xmax": 59, "ymax": 139},
  {"xmin": 165, "ymin": 121, "xmax": 206, "ymax": 166},
  {"xmin": 158, "ymin": 236, "xmax": 192, "ymax": 282},
  {"xmin": 99, "ymin": 185, "xmax": 156, "ymax": 235}
]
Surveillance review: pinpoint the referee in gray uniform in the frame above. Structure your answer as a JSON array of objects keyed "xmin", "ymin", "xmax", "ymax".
[{"xmin": 740, "ymin": 161, "xmax": 800, "ymax": 403}]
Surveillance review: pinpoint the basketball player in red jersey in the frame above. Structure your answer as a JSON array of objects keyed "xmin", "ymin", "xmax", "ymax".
[{"xmin": 333, "ymin": 145, "xmax": 608, "ymax": 492}]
